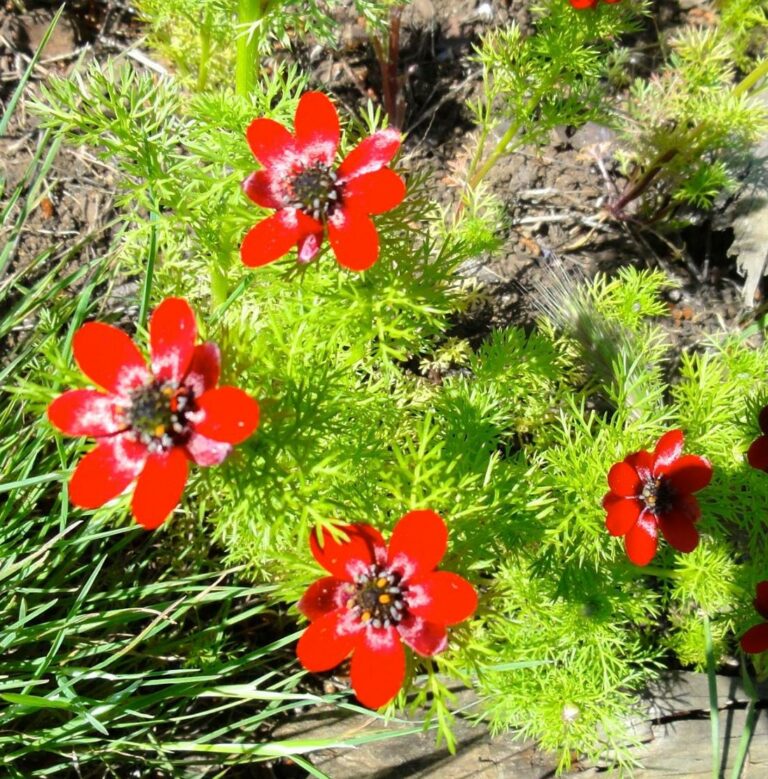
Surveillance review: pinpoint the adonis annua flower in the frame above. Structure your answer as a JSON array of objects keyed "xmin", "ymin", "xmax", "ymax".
[
  {"xmin": 568, "ymin": 0, "xmax": 620, "ymax": 9},
  {"xmin": 297, "ymin": 510, "xmax": 477, "ymax": 708},
  {"xmin": 740, "ymin": 581, "xmax": 768, "ymax": 654},
  {"xmin": 48, "ymin": 298, "xmax": 259, "ymax": 529},
  {"xmin": 241, "ymin": 91, "xmax": 405, "ymax": 272},
  {"xmin": 603, "ymin": 429, "xmax": 712, "ymax": 566},
  {"xmin": 747, "ymin": 406, "xmax": 768, "ymax": 472}
]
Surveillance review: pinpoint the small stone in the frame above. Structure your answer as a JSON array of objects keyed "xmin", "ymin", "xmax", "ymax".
[
  {"xmin": 569, "ymin": 122, "xmax": 617, "ymax": 152},
  {"xmin": 476, "ymin": 1, "xmax": 494, "ymax": 21}
]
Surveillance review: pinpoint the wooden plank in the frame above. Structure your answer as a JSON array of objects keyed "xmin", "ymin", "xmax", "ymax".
[{"xmin": 274, "ymin": 673, "xmax": 768, "ymax": 778}]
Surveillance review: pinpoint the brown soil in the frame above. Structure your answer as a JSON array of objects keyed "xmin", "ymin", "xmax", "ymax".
[{"xmin": 0, "ymin": 0, "xmax": 146, "ymax": 342}]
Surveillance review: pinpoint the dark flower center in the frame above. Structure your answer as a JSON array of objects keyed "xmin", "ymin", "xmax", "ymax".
[
  {"xmin": 125, "ymin": 380, "xmax": 194, "ymax": 451},
  {"xmin": 347, "ymin": 564, "xmax": 407, "ymax": 630},
  {"xmin": 289, "ymin": 163, "xmax": 340, "ymax": 222},
  {"xmin": 641, "ymin": 476, "xmax": 676, "ymax": 515}
]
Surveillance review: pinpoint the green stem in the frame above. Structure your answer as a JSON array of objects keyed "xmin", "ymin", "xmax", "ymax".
[
  {"xmin": 468, "ymin": 82, "xmax": 551, "ymax": 191},
  {"xmin": 614, "ymin": 58, "xmax": 768, "ymax": 216},
  {"xmin": 734, "ymin": 57, "xmax": 768, "ymax": 98},
  {"xmin": 210, "ymin": 261, "xmax": 229, "ymax": 309},
  {"xmin": 703, "ymin": 614, "xmax": 720, "ymax": 779},
  {"xmin": 466, "ymin": 123, "xmax": 491, "ymax": 186},
  {"xmin": 138, "ymin": 191, "xmax": 159, "ymax": 331},
  {"xmin": 197, "ymin": 8, "xmax": 212, "ymax": 93},
  {"xmin": 236, "ymin": 0, "xmax": 265, "ymax": 98},
  {"xmin": 635, "ymin": 565, "xmax": 678, "ymax": 580},
  {"xmin": 730, "ymin": 657, "xmax": 758, "ymax": 779},
  {"xmin": 210, "ymin": 273, "xmax": 255, "ymax": 325},
  {"xmin": 469, "ymin": 115, "xmax": 526, "ymax": 192},
  {"xmin": 611, "ymin": 148, "xmax": 678, "ymax": 215}
]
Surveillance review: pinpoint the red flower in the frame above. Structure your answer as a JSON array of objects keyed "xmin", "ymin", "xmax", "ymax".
[
  {"xmin": 602, "ymin": 430, "xmax": 712, "ymax": 566},
  {"xmin": 747, "ymin": 406, "xmax": 768, "ymax": 472},
  {"xmin": 48, "ymin": 298, "xmax": 259, "ymax": 529},
  {"xmin": 241, "ymin": 91, "xmax": 405, "ymax": 272},
  {"xmin": 296, "ymin": 510, "xmax": 477, "ymax": 709},
  {"xmin": 568, "ymin": 0, "xmax": 620, "ymax": 8},
  {"xmin": 740, "ymin": 581, "xmax": 768, "ymax": 654}
]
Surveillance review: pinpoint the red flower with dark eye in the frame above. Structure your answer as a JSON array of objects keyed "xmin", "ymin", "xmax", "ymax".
[
  {"xmin": 241, "ymin": 91, "xmax": 405, "ymax": 272},
  {"xmin": 747, "ymin": 406, "xmax": 768, "ymax": 472},
  {"xmin": 602, "ymin": 429, "xmax": 712, "ymax": 566},
  {"xmin": 740, "ymin": 581, "xmax": 768, "ymax": 654},
  {"xmin": 568, "ymin": 0, "xmax": 620, "ymax": 8},
  {"xmin": 48, "ymin": 298, "xmax": 260, "ymax": 529},
  {"xmin": 296, "ymin": 510, "xmax": 477, "ymax": 709}
]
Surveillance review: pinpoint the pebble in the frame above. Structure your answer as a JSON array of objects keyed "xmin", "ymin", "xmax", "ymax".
[
  {"xmin": 476, "ymin": 1, "xmax": 494, "ymax": 21},
  {"xmin": 666, "ymin": 288, "xmax": 683, "ymax": 303}
]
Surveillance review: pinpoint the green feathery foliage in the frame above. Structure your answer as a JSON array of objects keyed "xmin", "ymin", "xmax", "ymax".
[
  {"xmin": 464, "ymin": 0, "xmax": 649, "ymax": 193},
  {"xmin": 135, "ymin": 0, "xmax": 401, "ymax": 91},
  {"xmin": 16, "ymin": 1, "xmax": 768, "ymax": 773},
  {"xmin": 716, "ymin": 0, "xmax": 768, "ymax": 67},
  {"xmin": 615, "ymin": 22, "xmax": 768, "ymax": 215}
]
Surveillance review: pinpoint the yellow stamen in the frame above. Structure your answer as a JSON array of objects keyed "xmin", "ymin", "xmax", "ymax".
[
  {"xmin": 162, "ymin": 387, "xmax": 174, "ymax": 396},
  {"xmin": 378, "ymin": 594, "xmax": 391, "ymax": 604},
  {"xmin": 361, "ymin": 611, "xmax": 372, "ymax": 622},
  {"xmin": 346, "ymin": 598, "xmax": 355, "ymax": 609},
  {"xmin": 375, "ymin": 577, "xmax": 388, "ymax": 588},
  {"xmin": 154, "ymin": 424, "xmax": 166, "ymax": 437}
]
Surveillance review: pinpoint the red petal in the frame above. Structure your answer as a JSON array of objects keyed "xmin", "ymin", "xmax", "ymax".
[
  {"xmin": 298, "ymin": 577, "xmax": 348, "ymax": 621},
  {"xmin": 740, "ymin": 622, "xmax": 768, "ymax": 654},
  {"xmin": 388, "ymin": 509, "xmax": 447, "ymax": 581},
  {"xmin": 397, "ymin": 614, "xmax": 448, "ymax": 656},
  {"xmin": 150, "ymin": 297, "xmax": 197, "ymax": 384},
  {"xmin": 663, "ymin": 454, "xmax": 712, "ymax": 493},
  {"xmin": 131, "ymin": 448, "xmax": 189, "ymax": 529},
  {"xmin": 407, "ymin": 571, "xmax": 477, "ymax": 626},
  {"xmin": 624, "ymin": 512, "xmax": 658, "ymax": 566},
  {"xmin": 193, "ymin": 386, "xmax": 259, "ymax": 444},
  {"xmin": 342, "ymin": 169, "xmax": 405, "ymax": 215},
  {"xmin": 327, "ymin": 208, "xmax": 379, "ymax": 271},
  {"xmin": 350, "ymin": 626, "xmax": 405, "ymax": 709},
  {"xmin": 747, "ymin": 435, "xmax": 768, "ymax": 472},
  {"xmin": 296, "ymin": 609, "xmax": 359, "ymax": 672},
  {"xmin": 48, "ymin": 389, "xmax": 124, "ymax": 437},
  {"xmin": 243, "ymin": 171, "xmax": 283, "ymax": 209},
  {"xmin": 185, "ymin": 431, "xmax": 231, "ymax": 467},
  {"xmin": 246, "ymin": 117, "xmax": 297, "ymax": 168},
  {"xmin": 69, "ymin": 434, "xmax": 146, "ymax": 509},
  {"xmin": 657, "ymin": 513, "xmax": 699, "ymax": 554},
  {"xmin": 603, "ymin": 494, "xmax": 641, "ymax": 536},
  {"xmin": 240, "ymin": 210, "xmax": 302, "ymax": 267},
  {"xmin": 626, "ymin": 450, "xmax": 654, "ymax": 482},
  {"xmin": 184, "ymin": 342, "xmax": 221, "ymax": 396},
  {"xmin": 607, "ymin": 461, "xmax": 642, "ymax": 497},
  {"xmin": 754, "ymin": 581, "xmax": 768, "ymax": 620},
  {"xmin": 569, "ymin": 0, "xmax": 597, "ymax": 7},
  {"xmin": 310, "ymin": 523, "xmax": 387, "ymax": 580},
  {"xmin": 294, "ymin": 91, "xmax": 339, "ymax": 166},
  {"xmin": 73, "ymin": 322, "xmax": 148, "ymax": 396},
  {"xmin": 338, "ymin": 128, "xmax": 401, "ymax": 182},
  {"xmin": 759, "ymin": 406, "xmax": 768, "ymax": 435},
  {"xmin": 653, "ymin": 429, "xmax": 684, "ymax": 473}
]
